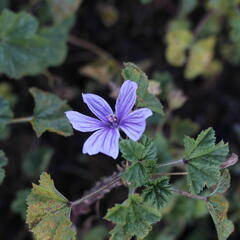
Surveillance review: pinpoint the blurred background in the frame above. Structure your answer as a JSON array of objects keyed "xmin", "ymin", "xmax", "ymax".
[{"xmin": 0, "ymin": 0, "xmax": 240, "ymax": 239}]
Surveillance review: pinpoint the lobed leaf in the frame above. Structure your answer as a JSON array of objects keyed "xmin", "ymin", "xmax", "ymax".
[
  {"xmin": 0, "ymin": 150, "xmax": 8, "ymax": 185},
  {"xmin": 142, "ymin": 177, "xmax": 172, "ymax": 210},
  {"xmin": 120, "ymin": 136, "xmax": 157, "ymax": 187},
  {"xmin": 26, "ymin": 172, "xmax": 76, "ymax": 240},
  {"xmin": 185, "ymin": 37, "xmax": 216, "ymax": 79},
  {"xmin": 105, "ymin": 194, "xmax": 161, "ymax": 240},
  {"xmin": 206, "ymin": 195, "xmax": 234, "ymax": 240},
  {"xmin": 0, "ymin": 96, "xmax": 13, "ymax": 132},
  {"xmin": 0, "ymin": 10, "xmax": 73, "ymax": 79},
  {"xmin": 183, "ymin": 128, "xmax": 229, "ymax": 194},
  {"xmin": 121, "ymin": 62, "xmax": 163, "ymax": 114},
  {"xmin": 29, "ymin": 88, "xmax": 73, "ymax": 137}
]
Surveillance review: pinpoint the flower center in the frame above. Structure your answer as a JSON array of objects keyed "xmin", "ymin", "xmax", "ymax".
[{"xmin": 107, "ymin": 114, "xmax": 118, "ymax": 128}]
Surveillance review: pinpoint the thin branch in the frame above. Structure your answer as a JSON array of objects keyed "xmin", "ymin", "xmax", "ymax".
[
  {"xmin": 68, "ymin": 35, "xmax": 121, "ymax": 67},
  {"xmin": 172, "ymin": 188, "xmax": 208, "ymax": 201},
  {"xmin": 158, "ymin": 159, "xmax": 185, "ymax": 168},
  {"xmin": 70, "ymin": 174, "xmax": 121, "ymax": 208},
  {"xmin": 9, "ymin": 116, "xmax": 33, "ymax": 124}
]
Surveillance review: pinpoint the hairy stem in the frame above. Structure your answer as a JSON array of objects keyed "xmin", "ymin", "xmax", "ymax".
[
  {"xmin": 172, "ymin": 188, "xmax": 208, "ymax": 201},
  {"xmin": 70, "ymin": 174, "xmax": 121, "ymax": 207},
  {"xmin": 158, "ymin": 159, "xmax": 185, "ymax": 168},
  {"xmin": 9, "ymin": 116, "xmax": 33, "ymax": 124}
]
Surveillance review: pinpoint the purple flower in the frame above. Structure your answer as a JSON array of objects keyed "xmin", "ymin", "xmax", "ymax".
[{"xmin": 65, "ymin": 80, "xmax": 152, "ymax": 159}]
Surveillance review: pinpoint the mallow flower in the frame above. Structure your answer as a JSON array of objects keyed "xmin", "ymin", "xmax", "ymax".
[{"xmin": 65, "ymin": 80, "xmax": 152, "ymax": 159}]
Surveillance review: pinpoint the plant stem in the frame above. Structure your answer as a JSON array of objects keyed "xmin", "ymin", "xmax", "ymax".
[
  {"xmin": 172, "ymin": 188, "xmax": 208, "ymax": 201},
  {"xmin": 9, "ymin": 116, "xmax": 33, "ymax": 124},
  {"xmin": 70, "ymin": 175, "xmax": 121, "ymax": 207},
  {"xmin": 153, "ymin": 172, "xmax": 187, "ymax": 177},
  {"xmin": 158, "ymin": 159, "xmax": 185, "ymax": 168},
  {"xmin": 68, "ymin": 35, "xmax": 121, "ymax": 67}
]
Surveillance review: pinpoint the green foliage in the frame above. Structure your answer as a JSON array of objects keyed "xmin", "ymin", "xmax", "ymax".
[
  {"xmin": 183, "ymin": 128, "xmax": 229, "ymax": 194},
  {"xmin": 120, "ymin": 136, "xmax": 157, "ymax": 187},
  {"xmin": 82, "ymin": 225, "xmax": 108, "ymax": 240},
  {"xmin": 170, "ymin": 117, "xmax": 199, "ymax": 145},
  {"xmin": 210, "ymin": 169, "xmax": 231, "ymax": 196},
  {"xmin": 11, "ymin": 188, "xmax": 31, "ymax": 220},
  {"xmin": 165, "ymin": 21, "xmax": 192, "ymax": 66},
  {"xmin": 178, "ymin": 0, "xmax": 198, "ymax": 17},
  {"xmin": 122, "ymin": 62, "xmax": 163, "ymax": 114},
  {"xmin": 22, "ymin": 146, "xmax": 54, "ymax": 178},
  {"xmin": 26, "ymin": 172, "xmax": 76, "ymax": 240},
  {"xmin": 0, "ymin": 10, "xmax": 73, "ymax": 79},
  {"xmin": 0, "ymin": 0, "xmax": 9, "ymax": 11},
  {"xmin": 0, "ymin": 150, "xmax": 8, "ymax": 185},
  {"xmin": 47, "ymin": 0, "xmax": 82, "ymax": 23},
  {"xmin": 142, "ymin": 177, "xmax": 172, "ymax": 210},
  {"xmin": 185, "ymin": 37, "xmax": 216, "ymax": 79},
  {"xmin": 105, "ymin": 194, "xmax": 161, "ymax": 240},
  {"xmin": 0, "ymin": 82, "xmax": 18, "ymax": 106},
  {"xmin": 29, "ymin": 87, "xmax": 73, "ymax": 137},
  {"xmin": 0, "ymin": 96, "xmax": 13, "ymax": 132},
  {"xmin": 206, "ymin": 195, "xmax": 234, "ymax": 240}
]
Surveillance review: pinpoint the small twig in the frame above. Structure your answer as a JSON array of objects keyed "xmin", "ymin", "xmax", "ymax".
[
  {"xmin": 153, "ymin": 172, "xmax": 187, "ymax": 177},
  {"xmin": 172, "ymin": 188, "xmax": 208, "ymax": 201},
  {"xmin": 68, "ymin": 35, "xmax": 121, "ymax": 67},
  {"xmin": 158, "ymin": 159, "xmax": 185, "ymax": 168},
  {"xmin": 71, "ymin": 176, "xmax": 121, "ymax": 207},
  {"xmin": 9, "ymin": 116, "xmax": 33, "ymax": 124},
  {"xmin": 193, "ymin": 10, "xmax": 218, "ymax": 39}
]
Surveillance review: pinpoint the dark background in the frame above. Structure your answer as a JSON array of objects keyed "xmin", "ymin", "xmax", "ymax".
[{"xmin": 0, "ymin": 0, "xmax": 240, "ymax": 239}]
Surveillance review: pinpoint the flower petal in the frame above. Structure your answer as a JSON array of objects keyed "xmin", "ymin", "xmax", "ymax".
[
  {"xmin": 119, "ymin": 108, "xmax": 152, "ymax": 141},
  {"xmin": 115, "ymin": 80, "xmax": 138, "ymax": 121},
  {"xmin": 83, "ymin": 128, "xmax": 120, "ymax": 159},
  {"xmin": 82, "ymin": 93, "xmax": 113, "ymax": 122},
  {"xmin": 65, "ymin": 111, "xmax": 103, "ymax": 132}
]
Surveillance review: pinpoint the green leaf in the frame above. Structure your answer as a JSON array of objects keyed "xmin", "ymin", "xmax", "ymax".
[
  {"xmin": 105, "ymin": 194, "xmax": 161, "ymax": 240},
  {"xmin": 0, "ymin": 150, "xmax": 8, "ymax": 185},
  {"xmin": 170, "ymin": 117, "xmax": 199, "ymax": 145},
  {"xmin": 185, "ymin": 37, "xmax": 216, "ymax": 79},
  {"xmin": 26, "ymin": 172, "xmax": 76, "ymax": 240},
  {"xmin": 29, "ymin": 87, "xmax": 73, "ymax": 137},
  {"xmin": 0, "ymin": 96, "xmax": 13, "ymax": 132},
  {"xmin": 47, "ymin": 0, "xmax": 82, "ymax": 23},
  {"xmin": 121, "ymin": 62, "xmax": 163, "ymax": 114},
  {"xmin": 165, "ymin": 22, "xmax": 193, "ymax": 67},
  {"xmin": 120, "ymin": 136, "xmax": 157, "ymax": 187},
  {"xmin": 0, "ymin": 82, "xmax": 18, "ymax": 106},
  {"xmin": 142, "ymin": 177, "xmax": 172, "ymax": 209},
  {"xmin": 210, "ymin": 169, "xmax": 231, "ymax": 196},
  {"xmin": 0, "ymin": 0, "xmax": 9, "ymax": 11},
  {"xmin": 0, "ymin": 10, "xmax": 74, "ymax": 79},
  {"xmin": 39, "ymin": 17, "xmax": 74, "ymax": 67},
  {"xmin": 11, "ymin": 188, "xmax": 31, "ymax": 220},
  {"xmin": 206, "ymin": 195, "xmax": 234, "ymax": 240},
  {"xmin": 22, "ymin": 146, "xmax": 54, "ymax": 178},
  {"xmin": 0, "ymin": 10, "xmax": 49, "ymax": 79},
  {"xmin": 179, "ymin": 0, "xmax": 198, "ymax": 17},
  {"xmin": 82, "ymin": 225, "xmax": 108, "ymax": 240},
  {"xmin": 183, "ymin": 128, "xmax": 229, "ymax": 194}
]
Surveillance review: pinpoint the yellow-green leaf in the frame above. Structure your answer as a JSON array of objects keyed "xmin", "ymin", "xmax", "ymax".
[
  {"xmin": 26, "ymin": 172, "xmax": 76, "ymax": 240},
  {"xmin": 185, "ymin": 37, "xmax": 216, "ymax": 79},
  {"xmin": 207, "ymin": 195, "xmax": 234, "ymax": 240}
]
